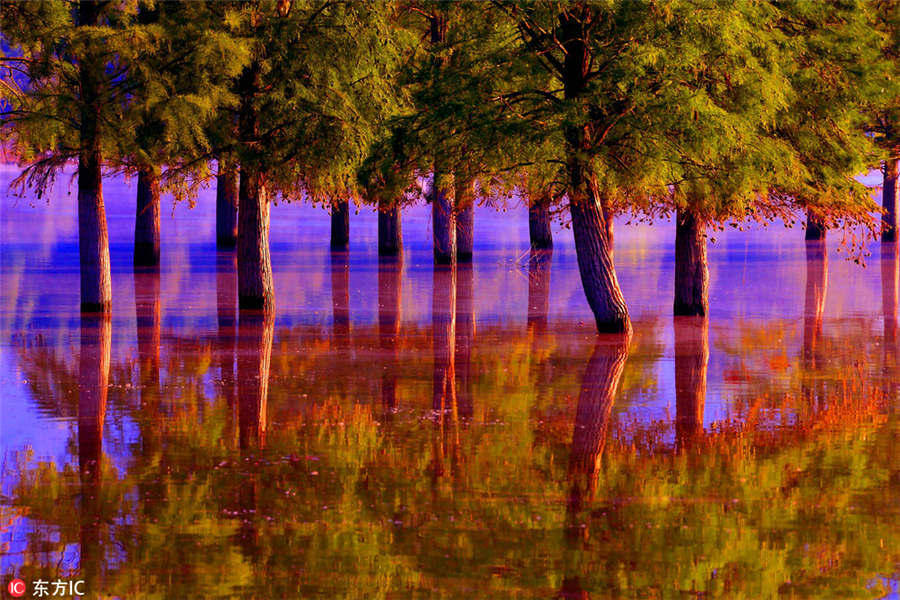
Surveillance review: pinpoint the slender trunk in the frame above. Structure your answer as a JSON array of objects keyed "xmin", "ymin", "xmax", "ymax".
[
  {"xmin": 802, "ymin": 240, "xmax": 828, "ymax": 370},
  {"xmin": 134, "ymin": 267, "xmax": 161, "ymax": 453},
  {"xmin": 331, "ymin": 251, "xmax": 350, "ymax": 345},
  {"xmin": 378, "ymin": 256, "xmax": 402, "ymax": 416},
  {"xmin": 78, "ymin": 311, "xmax": 110, "ymax": 587},
  {"xmin": 216, "ymin": 160, "xmax": 239, "ymax": 248},
  {"xmin": 430, "ymin": 261, "xmax": 458, "ymax": 482},
  {"xmin": 77, "ymin": 1, "xmax": 111, "ymax": 313},
  {"xmin": 134, "ymin": 167, "xmax": 161, "ymax": 266},
  {"xmin": 455, "ymin": 176, "xmax": 474, "ymax": 262},
  {"xmin": 378, "ymin": 198, "xmax": 402, "ymax": 256},
  {"xmin": 527, "ymin": 249, "xmax": 552, "ymax": 336},
  {"xmin": 455, "ymin": 261, "xmax": 474, "ymax": 420},
  {"xmin": 237, "ymin": 310, "xmax": 274, "ymax": 450},
  {"xmin": 560, "ymin": 9, "xmax": 630, "ymax": 334},
  {"xmin": 331, "ymin": 199, "xmax": 350, "ymax": 250},
  {"xmin": 432, "ymin": 170, "xmax": 456, "ymax": 264},
  {"xmin": 674, "ymin": 210, "xmax": 709, "ymax": 317},
  {"xmin": 673, "ymin": 317, "xmax": 708, "ymax": 451},
  {"xmin": 883, "ymin": 242, "xmax": 898, "ymax": 355},
  {"xmin": 528, "ymin": 195, "xmax": 553, "ymax": 250},
  {"xmin": 217, "ymin": 251, "xmax": 238, "ymax": 447},
  {"xmin": 883, "ymin": 157, "xmax": 899, "ymax": 242},
  {"xmin": 805, "ymin": 210, "xmax": 826, "ymax": 241}
]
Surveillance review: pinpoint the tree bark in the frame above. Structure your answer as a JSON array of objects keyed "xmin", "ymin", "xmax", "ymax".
[
  {"xmin": 805, "ymin": 210, "xmax": 826, "ymax": 241},
  {"xmin": 603, "ymin": 205, "xmax": 614, "ymax": 256},
  {"xmin": 216, "ymin": 160, "xmax": 239, "ymax": 248},
  {"xmin": 237, "ymin": 167, "xmax": 274, "ymax": 311},
  {"xmin": 237, "ymin": 310, "xmax": 274, "ymax": 450},
  {"xmin": 134, "ymin": 167, "xmax": 161, "ymax": 266},
  {"xmin": 331, "ymin": 250, "xmax": 350, "ymax": 345},
  {"xmin": 528, "ymin": 195, "xmax": 553, "ymax": 250},
  {"xmin": 432, "ymin": 170, "xmax": 456, "ymax": 264},
  {"xmin": 455, "ymin": 176, "xmax": 474, "ymax": 262},
  {"xmin": 673, "ymin": 317, "xmax": 708, "ymax": 451},
  {"xmin": 560, "ymin": 9, "xmax": 630, "ymax": 334},
  {"xmin": 77, "ymin": 0, "xmax": 111, "ymax": 313},
  {"xmin": 378, "ymin": 198, "xmax": 402, "ymax": 256},
  {"xmin": 331, "ymin": 199, "xmax": 350, "ymax": 250},
  {"xmin": 455, "ymin": 261, "xmax": 474, "ymax": 420},
  {"xmin": 378, "ymin": 256, "xmax": 402, "ymax": 416},
  {"xmin": 883, "ymin": 157, "xmax": 899, "ymax": 242},
  {"xmin": 674, "ymin": 210, "xmax": 709, "ymax": 317}
]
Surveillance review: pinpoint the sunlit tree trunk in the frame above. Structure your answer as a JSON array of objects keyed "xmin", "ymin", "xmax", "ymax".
[
  {"xmin": 455, "ymin": 261, "xmax": 474, "ymax": 420},
  {"xmin": 134, "ymin": 166, "xmax": 161, "ymax": 266},
  {"xmin": 331, "ymin": 250, "xmax": 350, "ymax": 346},
  {"xmin": 603, "ymin": 205, "xmax": 614, "ymax": 256},
  {"xmin": 560, "ymin": 11, "xmax": 630, "ymax": 334},
  {"xmin": 674, "ymin": 210, "xmax": 709, "ymax": 317},
  {"xmin": 331, "ymin": 199, "xmax": 350, "ymax": 250},
  {"xmin": 378, "ymin": 199, "xmax": 402, "ymax": 256},
  {"xmin": 805, "ymin": 209, "xmax": 826, "ymax": 241},
  {"xmin": 883, "ymin": 157, "xmax": 899, "ymax": 242},
  {"xmin": 378, "ymin": 256, "xmax": 402, "ymax": 417},
  {"xmin": 455, "ymin": 175, "xmax": 474, "ymax": 262},
  {"xmin": 237, "ymin": 310, "xmax": 274, "ymax": 451},
  {"xmin": 432, "ymin": 170, "xmax": 456, "ymax": 265},
  {"xmin": 216, "ymin": 159, "xmax": 239, "ymax": 248},
  {"xmin": 77, "ymin": 1, "xmax": 111, "ymax": 313},
  {"xmin": 674, "ymin": 317, "xmax": 708, "ymax": 451},
  {"xmin": 528, "ymin": 195, "xmax": 553, "ymax": 250}
]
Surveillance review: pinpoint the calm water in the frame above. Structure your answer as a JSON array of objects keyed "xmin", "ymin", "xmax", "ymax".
[{"xmin": 1, "ymin": 167, "xmax": 898, "ymax": 598}]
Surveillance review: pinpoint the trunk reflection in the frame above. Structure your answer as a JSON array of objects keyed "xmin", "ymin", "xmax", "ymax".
[{"xmin": 674, "ymin": 316, "xmax": 708, "ymax": 451}]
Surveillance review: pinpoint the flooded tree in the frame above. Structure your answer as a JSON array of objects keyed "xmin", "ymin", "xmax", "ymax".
[
  {"xmin": 455, "ymin": 261, "xmax": 475, "ymax": 419},
  {"xmin": 673, "ymin": 317, "xmax": 708, "ymax": 450},
  {"xmin": 528, "ymin": 195, "xmax": 554, "ymax": 251},
  {"xmin": 330, "ymin": 199, "xmax": 351, "ymax": 251},
  {"xmin": 378, "ymin": 256, "xmax": 403, "ymax": 416},
  {"xmin": 216, "ymin": 160, "xmax": 239, "ymax": 249},
  {"xmin": 331, "ymin": 251, "xmax": 351, "ymax": 345}
]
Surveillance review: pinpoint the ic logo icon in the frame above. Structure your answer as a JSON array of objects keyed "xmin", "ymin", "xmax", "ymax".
[{"xmin": 7, "ymin": 579, "xmax": 26, "ymax": 598}]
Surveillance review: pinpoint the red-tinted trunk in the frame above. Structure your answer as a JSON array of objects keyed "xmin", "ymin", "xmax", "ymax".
[
  {"xmin": 217, "ymin": 251, "xmax": 238, "ymax": 447},
  {"xmin": 455, "ymin": 261, "xmax": 474, "ymax": 420},
  {"xmin": 134, "ymin": 167, "xmax": 161, "ymax": 266},
  {"xmin": 802, "ymin": 240, "xmax": 828, "ymax": 369},
  {"xmin": 430, "ymin": 261, "xmax": 458, "ymax": 481},
  {"xmin": 805, "ymin": 210, "xmax": 826, "ymax": 241},
  {"xmin": 673, "ymin": 317, "xmax": 708, "ymax": 451},
  {"xmin": 883, "ymin": 242, "xmax": 898, "ymax": 353},
  {"xmin": 883, "ymin": 158, "xmax": 899, "ymax": 242},
  {"xmin": 378, "ymin": 256, "xmax": 402, "ymax": 416},
  {"xmin": 331, "ymin": 199, "xmax": 350, "ymax": 250},
  {"xmin": 216, "ymin": 160, "xmax": 239, "ymax": 248},
  {"xmin": 674, "ymin": 210, "xmax": 709, "ymax": 317},
  {"xmin": 331, "ymin": 251, "xmax": 350, "ymax": 345},
  {"xmin": 237, "ymin": 310, "xmax": 274, "ymax": 450}
]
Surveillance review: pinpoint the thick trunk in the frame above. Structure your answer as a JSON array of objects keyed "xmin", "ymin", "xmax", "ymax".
[
  {"xmin": 528, "ymin": 196, "xmax": 553, "ymax": 250},
  {"xmin": 883, "ymin": 158, "xmax": 899, "ymax": 242},
  {"xmin": 76, "ymin": 2, "xmax": 111, "ymax": 313},
  {"xmin": 134, "ymin": 167, "xmax": 161, "ymax": 266},
  {"xmin": 378, "ymin": 256, "xmax": 402, "ymax": 416},
  {"xmin": 432, "ymin": 170, "xmax": 456, "ymax": 264},
  {"xmin": 378, "ymin": 198, "xmax": 402, "ymax": 256},
  {"xmin": 805, "ymin": 210, "xmax": 826, "ymax": 241},
  {"xmin": 455, "ymin": 261, "xmax": 474, "ymax": 420},
  {"xmin": 802, "ymin": 240, "xmax": 828, "ymax": 370},
  {"xmin": 455, "ymin": 176, "xmax": 474, "ymax": 261},
  {"xmin": 237, "ymin": 168, "xmax": 274, "ymax": 311},
  {"xmin": 674, "ymin": 210, "xmax": 709, "ymax": 317},
  {"xmin": 673, "ymin": 317, "xmax": 708, "ymax": 451},
  {"xmin": 216, "ymin": 160, "xmax": 239, "ymax": 248},
  {"xmin": 331, "ymin": 251, "xmax": 350, "ymax": 345},
  {"xmin": 237, "ymin": 310, "xmax": 274, "ymax": 450},
  {"xmin": 331, "ymin": 199, "xmax": 350, "ymax": 250},
  {"xmin": 566, "ymin": 335, "xmax": 630, "ymax": 515}
]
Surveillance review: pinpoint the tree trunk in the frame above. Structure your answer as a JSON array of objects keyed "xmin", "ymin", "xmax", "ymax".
[
  {"xmin": 432, "ymin": 170, "xmax": 456, "ymax": 264},
  {"xmin": 560, "ymin": 9, "xmax": 630, "ymax": 334},
  {"xmin": 134, "ymin": 267, "xmax": 161, "ymax": 452},
  {"xmin": 430, "ymin": 260, "xmax": 457, "ymax": 482},
  {"xmin": 134, "ymin": 167, "xmax": 161, "ymax": 266},
  {"xmin": 217, "ymin": 251, "xmax": 238, "ymax": 448},
  {"xmin": 673, "ymin": 317, "xmax": 708, "ymax": 451},
  {"xmin": 76, "ymin": 1, "xmax": 111, "ymax": 313},
  {"xmin": 802, "ymin": 240, "xmax": 828, "ymax": 370},
  {"xmin": 805, "ymin": 210, "xmax": 826, "ymax": 241},
  {"xmin": 603, "ymin": 205, "xmax": 614, "ymax": 256},
  {"xmin": 529, "ymin": 196, "xmax": 553, "ymax": 250},
  {"xmin": 378, "ymin": 198, "xmax": 402, "ymax": 256},
  {"xmin": 378, "ymin": 256, "xmax": 402, "ymax": 416},
  {"xmin": 455, "ymin": 176, "xmax": 474, "ymax": 262},
  {"xmin": 237, "ymin": 310, "xmax": 274, "ymax": 450},
  {"xmin": 455, "ymin": 261, "xmax": 474, "ymax": 420},
  {"xmin": 883, "ymin": 157, "xmax": 899, "ymax": 242},
  {"xmin": 331, "ymin": 199, "xmax": 350, "ymax": 250},
  {"xmin": 237, "ymin": 167, "xmax": 274, "ymax": 311},
  {"xmin": 674, "ymin": 210, "xmax": 709, "ymax": 317},
  {"xmin": 216, "ymin": 160, "xmax": 239, "ymax": 248},
  {"xmin": 883, "ymin": 241, "xmax": 898, "ymax": 353},
  {"xmin": 527, "ymin": 249, "xmax": 552, "ymax": 335},
  {"xmin": 331, "ymin": 250, "xmax": 350, "ymax": 345}
]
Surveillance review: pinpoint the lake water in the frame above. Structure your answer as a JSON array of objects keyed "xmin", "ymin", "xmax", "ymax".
[{"xmin": 1, "ymin": 167, "xmax": 898, "ymax": 598}]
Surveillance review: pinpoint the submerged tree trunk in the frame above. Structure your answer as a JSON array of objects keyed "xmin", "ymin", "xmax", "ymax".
[
  {"xmin": 77, "ymin": 1, "xmax": 111, "ymax": 313},
  {"xmin": 674, "ymin": 210, "xmax": 710, "ymax": 317},
  {"xmin": 216, "ymin": 251, "xmax": 238, "ymax": 448},
  {"xmin": 432, "ymin": 170, "xmax": 456, "ymax": 264},
  {"xmin": 455, "ymin": 261, "xmax": 474, "ymax": 420},
  {"xmin": 560, "ymin": 9, "xmax": 630, "ymax": 334},
  {"xmin": 331, "ymin": 199, "xmax": 350, "ymax": 250},
  {"xmin": 134, "ymin": 267, "xmax": 161, "ymax": 454},
  {"xmin": 378, "ymin": 198, "xmax": 402, "ymax": 256},
  {"xmin": 331, "ymin": 250, "xmax": 350, "ymax": 345},
  {"xmin": 378, "ymin": 256, "xmax": 402, "ymax": 416},
  {"xmin": 134, "ymin": 167, "xmax": 161, "ymax": 266},
  {"xmin": 430, "ymin": 261, "xmax": 458, "ymax": 481},
  {"xmin": 883, "ymin": 242, "xmax": 898, "ymax": 354},
  {"xmin": 216, "ymin": 160, "xmax": 239, "ymax": 248},
  {"xmin": 673, "ymin": 317, "xmax": 708, "ymax": 451},
  {"xmin": 237, "ymin": 310, "xmax": 274, "ymax": 450},
  {"xmin": 527, "ymin": 249, "xmax": 552, "ymax": 335},
  {"xmin": 805, "ymin": 210, "xmax": 826, "ymax": 241},
  {"xmin": 883, "ymin": 157, "xmax": 899, "ymax": 242},
  {"xmin": 455, "ymin": 176, "xmax": 474, "ymax": 262},
  {"xmin": 803, "ymin": 240, "xmax": 828, "ymax": 370},
  {"xmin": 528, "ymin": 195, "xmax": 553, "ymax": 250}
]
